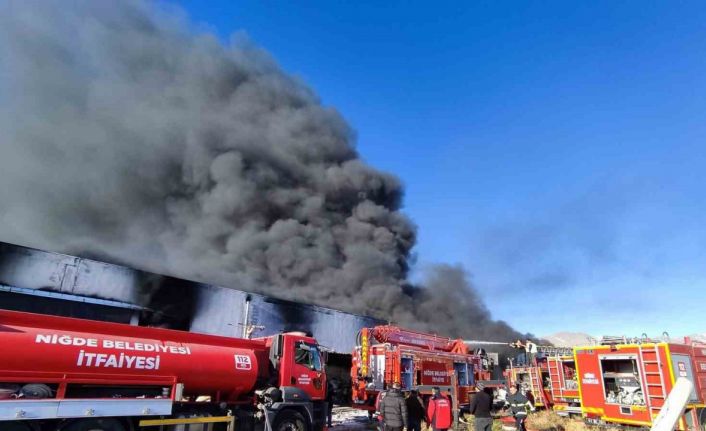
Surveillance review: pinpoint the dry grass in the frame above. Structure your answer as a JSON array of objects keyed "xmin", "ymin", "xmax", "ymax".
[
  {"xmin": 524, "ymin": 411, "xmax": 594, "ymax": 431},
  {"xmin": 458, "ymin": 414, "xmax": 506, "ymax": 431},
  {"xmin": 418, "ymin": 411, "xmax": 600, "ymax": 431}
]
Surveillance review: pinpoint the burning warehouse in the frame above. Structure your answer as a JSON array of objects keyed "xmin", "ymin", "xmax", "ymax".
[
  {"xmin": 0, "ymin": 241, "xmax": 382, "ymax": 385},
  {"xmin": 0, "ymin": 0, "xmax": 526, "ymax": 349}
]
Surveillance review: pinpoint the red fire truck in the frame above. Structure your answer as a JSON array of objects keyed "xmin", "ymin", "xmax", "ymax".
[
  {"xmin": 507, "ymin": 361, "xmax": 550, "ymax": 410},
  {"xmin": 0, "ymin": 309, "xmax": 329, "ymax": 431},
  {"xmin": 574, "ymin": 337, "xmax": 706, "ymax": 430},
  {"xmin": 350, "ymin": 326, "xmax": 501, "ymax": 413},
  {"xmin": 506, "ymin": 347, "xmax": 580, "ymax": 415},
  {"xmin": 546, "ymin": 355, "xmax": 581, "ymax": 416}
]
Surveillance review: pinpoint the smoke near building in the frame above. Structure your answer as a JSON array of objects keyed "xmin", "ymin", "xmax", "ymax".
[{"xmin": 0, "ymin": 0, "xmax": 527, "ymax": 340}]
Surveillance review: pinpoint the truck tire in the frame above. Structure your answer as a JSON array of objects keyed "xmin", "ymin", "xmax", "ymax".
[
  {"xmin": 62, "ymin": 418, "xmax": 127, "ymax": 431},
  {"xmin": 273, "ymin": 410, "xmax": 307, "ymax": 431}
]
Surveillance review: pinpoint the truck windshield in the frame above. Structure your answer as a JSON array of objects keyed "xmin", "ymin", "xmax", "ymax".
[{"xmin": 295, "ymin": 341, "xmax": 323, "ymax": 371}]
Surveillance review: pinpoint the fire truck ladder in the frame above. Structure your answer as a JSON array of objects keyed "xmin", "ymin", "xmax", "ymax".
[
  {"xmin": 547, "ymin": 359, "xmax": 563, "ymax": 400},
  {"xmin": 638, "ymin": 344, "xmax": 666, "ymax": 419},
  {"xmin": 537, "ymin": 346, "xmax": 574, "ymax": 357},
  {"xmin": 528, "ymin": 366, "xmax": 550, "ymax": 407}
]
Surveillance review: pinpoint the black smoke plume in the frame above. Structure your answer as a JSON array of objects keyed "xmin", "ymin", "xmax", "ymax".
[{"xmin": 0, "ymin": 0, "xmax": 527, "ymax": 341}]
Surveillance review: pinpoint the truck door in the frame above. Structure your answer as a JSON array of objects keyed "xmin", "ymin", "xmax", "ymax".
[{"xmin": 281, "ymin": 337, "xmax": 326, "ymax": 400}]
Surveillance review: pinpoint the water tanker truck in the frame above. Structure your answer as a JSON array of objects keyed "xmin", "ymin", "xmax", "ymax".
[{"xmin": 0, "ymin": 309, "xmax": 328, "ymax": 431}]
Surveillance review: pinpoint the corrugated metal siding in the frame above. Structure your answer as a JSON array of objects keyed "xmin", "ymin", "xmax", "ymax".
[{"xmin": 0, "ymin": 242, "xmax": 382, "ymax": 353}]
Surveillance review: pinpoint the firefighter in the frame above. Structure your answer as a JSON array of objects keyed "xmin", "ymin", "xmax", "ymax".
[
  {"xmin": 426, "ymin": 386, "xmax": 453, "ymax": 431},
  {"xmin": 367, "ymin": 378, "xmax": 378, "ymax": 422},
  {"xmin": 468, "ymin": 382, "xmax": 493, "ymax": 431},
  {"xmin": 510, "ymin": 339, "xmax": 526, "ymax": 365},
  {"xmin": 506, "ymin": 384, "xmax": 534, "ymax": 431},
  {"xmin": 379, "ymin": 382, "xmax": 408, "ymax": 431},
  {"xmin": 326, "ymin": 379, "xmax": 335, "ymax": 428},
  {"xmin": 405, "ymin": 390, "xmax": 426, "ymax": 431}
]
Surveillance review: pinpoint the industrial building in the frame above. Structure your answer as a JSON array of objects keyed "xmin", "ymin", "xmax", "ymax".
[{"xmin": 0, "ymin": 241, "xmax": 383, "ymax": 355}]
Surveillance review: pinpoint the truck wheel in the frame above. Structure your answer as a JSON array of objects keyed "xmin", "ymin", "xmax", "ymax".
[
  {"xmin": 273, "ymin": 410, "xmax": 307, "ymax": 431},
  {"xmin": 62, "ymin": 418, "xmax": 126, "ymax": 431}
]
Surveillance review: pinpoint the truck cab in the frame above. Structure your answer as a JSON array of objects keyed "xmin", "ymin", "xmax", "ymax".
[{"xmin": 262, "ymin": 332, "xmax": 328, "ymax": 431}]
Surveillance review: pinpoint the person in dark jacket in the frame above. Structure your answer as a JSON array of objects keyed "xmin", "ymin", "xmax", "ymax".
[
  {"xmin": 468, "ymin": 383, "xmax": 494, "ymax": 431},
  {"xmin": 426, "ymin": 387, "xmax": 453, "ymax": 431},
  {"xmin": 326, "ymin": 379, "xmax": 335, "ymax": 427},
  {"xmin": 506, "ymin": 385, "xmax": 534, "ymax": 431},
  {"xmin": 379, "ymin": 382, "xmax": 408, "ymax": 431},
  {"xmin": 375, "ymin": 390, "xmax": 387, "ymax": 431},
  {"xmin": 405, "ymin": 390, "xmax": 425, "ymax": 431}
]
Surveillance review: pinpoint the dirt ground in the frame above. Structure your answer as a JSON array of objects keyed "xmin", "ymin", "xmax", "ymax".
[
  {"xmin": 329, "ymin": 408, "xmax": 595, "ymax": 431},
  {"xmin": 329, "ymin": 407, "xmax": 508, "ymax": 431}
]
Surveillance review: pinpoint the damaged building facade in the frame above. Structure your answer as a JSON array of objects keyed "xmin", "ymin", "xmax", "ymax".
[{"xmin": 0, "ymin": 241, "xmax": 383, "ymax": 402}]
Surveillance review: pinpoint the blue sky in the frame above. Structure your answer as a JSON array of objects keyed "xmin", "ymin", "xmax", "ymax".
[{"xmin": 172, "ymin": 1, "xmax": 706, "ymax": 337}]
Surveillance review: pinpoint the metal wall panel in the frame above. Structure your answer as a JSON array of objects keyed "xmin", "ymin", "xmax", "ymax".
[{"xmin": 0, "ymin": 242, "xmax": 382, "ymax": 353}]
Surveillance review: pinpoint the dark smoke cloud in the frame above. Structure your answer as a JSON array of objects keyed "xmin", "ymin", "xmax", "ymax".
[
  {"xmin": 0, "ymin": 0, "xmax": 525, "ymax": 341},
  {"xmin": 405, "ymin": 265, "xmax": 529, "ymax": 341}
]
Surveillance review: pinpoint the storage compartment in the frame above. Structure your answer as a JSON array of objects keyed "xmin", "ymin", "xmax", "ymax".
[
  {"xmin": 454, "ymin": 362, "xmax": 469, "ymax": 386},
  {"xmin": 600, "ymin": 357, "xmax": 645, "ymax": 406},
  {"xmin": 562, "ymin": 361, "xmax": 578, "ymax": 390},
  {"xmin": 401, "ymin": 357, "xmax": 414, "ymax": 389},
  {"xmin": 515, "ymin": 371, "xmax": 532, "ymax": 395}
]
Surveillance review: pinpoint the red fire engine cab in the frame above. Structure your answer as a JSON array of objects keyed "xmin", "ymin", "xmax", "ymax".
[
  {"xmin": 574, "ymin": 336, "xmax": 706, "ymax": 430},
  {"xmin": 351, "ymin": 326, "xmax": 500, "ymax": 412},
  {"xmin": 506, "ymin": 347, "xmax": 580, "ymax": 416},
  {"xmin": 0, "ymin": 310, "xmax": 328, "ymax": 431}
]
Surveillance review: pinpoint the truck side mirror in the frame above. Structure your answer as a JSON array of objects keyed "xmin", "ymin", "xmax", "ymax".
[{"xmin": 270, "ymin": 334, "xmax": 283, "ymax": 366}]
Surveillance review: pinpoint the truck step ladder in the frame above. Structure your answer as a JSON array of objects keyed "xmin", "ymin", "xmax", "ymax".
[
  {"xmin": 528, "ymin": 366, "xmax": 551, "ymax": 407},
  {"xmin": 547, "ymin": 358, "xmax": 564, "ymax": 400},
  {"xmin": 639, "ymin": 345, "xmax": 667, "ymax": 420}
]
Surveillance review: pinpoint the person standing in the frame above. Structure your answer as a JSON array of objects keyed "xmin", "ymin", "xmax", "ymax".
[
  {"xmin": 468, "ymin": 383, "xmax": 493, "ymax": 431},
  {"xmin": 375, "ymin": 390, "xmax": 387, "ymax": 431},
  {"xmin": 326, "ymin": 379, "xmax": 335, "ymax": 428},
  {"xmin": 524, "ymin": 340, "xmax": 537, "ymax": 366},
  {"xmin": 506, "ymin": 385, "xmax": 534, "ymax": 431},
  {"xmin": 405, "ymin": 390, "xmax": 426, "ymax": 431},
  {"xmin": 426, "ymin": 387, "xmax": 453, "ymax": 431},
  {"xmin": 379, "ymin": 382, "xmax": 408, "ymax": 431},
  {"xmin": 510, "ymin": 339, "xmax": 526, "ymax": 366}
]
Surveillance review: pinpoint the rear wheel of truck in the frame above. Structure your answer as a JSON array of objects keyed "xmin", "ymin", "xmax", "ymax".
[
  {"xmin": 273, "ymin": 410, "xmax": 307, "ymax": 431},
  {"xmin": 62, "ymin": 418, "xmax": 127, "ymax": 431}
]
